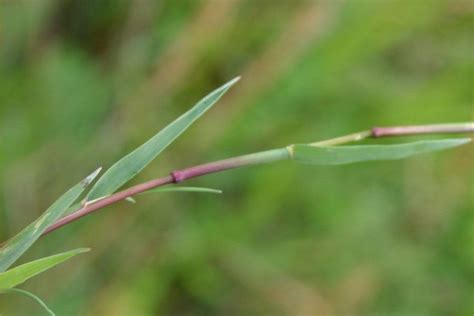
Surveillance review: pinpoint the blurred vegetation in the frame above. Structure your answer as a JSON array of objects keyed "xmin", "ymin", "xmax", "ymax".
[{"xmin": 0, "ymin": 0, "xmax": 473, "ymax": 315}]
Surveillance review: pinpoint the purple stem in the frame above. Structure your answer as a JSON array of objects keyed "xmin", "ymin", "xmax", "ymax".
[
  {"xmin": 171, "ymin": 149, "xmax": 289, "ymax": 182},
  {"xmin": 39, "ymin": 122, "xmax": 473, "ymax": 236},
  {"xmin": 372, "ymin": 123, "xmax": 474, "ymax": 138},
  {"xmin": 42, "ymin": 149, "xmax": 289, "ymax": 236},
  {"xmin": 43, "ymin": 176, "xmax": 174, "ymax": 235}
]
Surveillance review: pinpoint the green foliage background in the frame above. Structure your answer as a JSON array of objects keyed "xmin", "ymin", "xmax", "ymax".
[{"xmin": 0, "ymin": 0, "xmax": 473, "ymax": 314}]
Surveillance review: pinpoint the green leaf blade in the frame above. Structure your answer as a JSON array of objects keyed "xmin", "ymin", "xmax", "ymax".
[
  {"xmin": 292, "ymin": 138, "xmax": 471, "ymax": 165},
  {"xmin": 0, "ymin": 168, "xmax": 100, "ymax": 272},
  {"xmin": 0, "ymin": 248, "xmax": 89, "ymax": 289},
  {"xmin": 87, "ymin": 77, "xmax": 240, "ymax": 201}
]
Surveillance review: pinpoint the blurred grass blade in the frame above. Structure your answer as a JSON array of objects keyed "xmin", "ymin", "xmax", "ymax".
[
  {"xmin": 0, "ymin": 248, "xmax": 89, "ymax": 289},
  {"xmin": 0, "ymin": 168, "xmax": 101, "ymax": 272},
  {"xmin": 87, "ymin": 77, "xmax": 240, "ymax": 201},
  {"xmin": 292, "ymin": 138, "xmax": 471, "ymax": 165},
  {"xmin": 141, "ymin": 187, "xmax": 223, "ymax": 195},
  {"xmin": 0, "ymin": 288, "xmax": 55, "ymax": 315}
]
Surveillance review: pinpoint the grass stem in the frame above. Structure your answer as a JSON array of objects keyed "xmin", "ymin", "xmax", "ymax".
[{"xmin": 40, "ymin": 122, "xmax": 473, "ymax": 236}]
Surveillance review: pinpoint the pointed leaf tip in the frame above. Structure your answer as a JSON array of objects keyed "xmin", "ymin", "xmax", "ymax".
[
  {"xmin": 87, "ymin": 78, "xmax": 239, "ymax": 201},
  {"xmin": 81, "ymin": 167, "xmax": 102, "ymax": 188},
  {"xmin": 76, "ymin": 248, "xmax": 91, "ymax": 253},
  {"xmin": 229, "ymin": 76, "xmax": 241, "ymax": 84}
]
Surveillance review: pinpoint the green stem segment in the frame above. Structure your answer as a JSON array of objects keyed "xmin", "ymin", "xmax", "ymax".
[
  {"xmin": 40, "ymin": 122, "xmax": 473, "ymax": 236},
  {"xmin": 310, "ymin": 130, "xmax": 373, "ymax": 146}
]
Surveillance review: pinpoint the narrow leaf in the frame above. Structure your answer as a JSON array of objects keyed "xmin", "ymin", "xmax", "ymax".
[
  {"xmin": 141, "ymin": 187, "xmax": 223, "ymax": 195},
  {"xmin": 292, "ymin": 138, "xmax": 471, "ymax": 165},
  {"xmin": 0, "ymin": 248, "xmax": 89, "ymax": 289},
  {"xmin": 87, "ymin": 77, "xmax": 240, "ymax": 201},
  {"xmin": 0, "ymin": 288, "xmax": 55, "ymax": 315},
  {"xmin": 0, "ymin": 168, "xmax": 101, "ymax": 272}
]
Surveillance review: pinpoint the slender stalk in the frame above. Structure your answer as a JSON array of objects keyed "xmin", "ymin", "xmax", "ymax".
[
  {"xmin": 43, "ymin": 149, "xmax": 290, "ymax": 235},
  {"xmin": 43, "ymin": 176, "xmax": 175, "ymax": 235},
  {"xmin": 39, "ymin": 122, "xmax": 473, "ymax": 236},
  {"xmin": 171, "ymin": 148, "xmax": 290, "ymax": 183},
  {"xmin": 0, "ymin": 288, "xmax": 55, "ymax": 316},
  {"xmin": 310, "ymin": 130, "xmax": 372, "ymax": 146},
  {"xmin": 372, "ymin": 122, "xmax": 474, "ymax": 138}
]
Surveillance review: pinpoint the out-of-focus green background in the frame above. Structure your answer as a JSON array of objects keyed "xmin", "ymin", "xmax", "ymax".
[{"xmin": 1, "ymin": 0, "xmax": 473, "ymax": 315}]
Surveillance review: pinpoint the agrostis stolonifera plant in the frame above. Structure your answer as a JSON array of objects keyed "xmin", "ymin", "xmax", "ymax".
[{"xmin": 0, "ymin": 77, "xmax": 473, "ymax": 315}]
